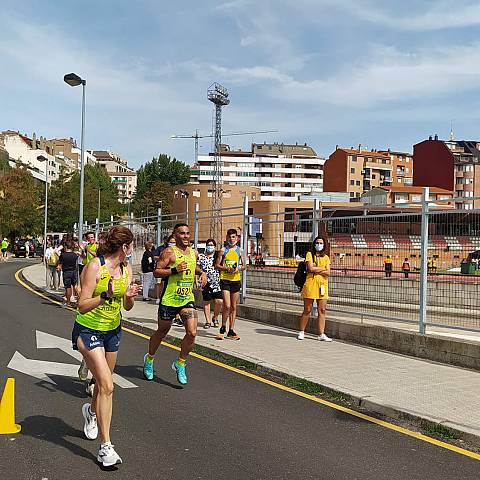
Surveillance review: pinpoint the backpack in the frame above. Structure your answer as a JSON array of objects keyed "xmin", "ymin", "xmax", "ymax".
[
  {"xmin": 293, "ymin": 261, "xmax": 307, "ymax": 289},
  {"xmin": 47, "ymin": 250, "xmax": 59, "ymax": 266}
]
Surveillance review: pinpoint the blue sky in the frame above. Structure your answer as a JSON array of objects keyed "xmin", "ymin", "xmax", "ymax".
[{"xmin": 2, "ymin": 0, "xmax": 480, "ymax": 169}]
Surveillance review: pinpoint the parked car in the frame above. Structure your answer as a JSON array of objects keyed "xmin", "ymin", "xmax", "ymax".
[{"xmin": 14, "ymin": 240, "xmax": 28, "ymax": 258}]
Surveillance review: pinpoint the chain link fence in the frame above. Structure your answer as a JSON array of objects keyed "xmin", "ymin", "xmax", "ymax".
[{"xmin": 84, "ymin": 191, "xmax": 480, "ymax": 333}]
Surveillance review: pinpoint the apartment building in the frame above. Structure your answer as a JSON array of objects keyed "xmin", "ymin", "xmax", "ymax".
[
  {"xmin": 0, "ymin": 130, "xmax": 60, "ymax": 184},
  {"xmin": 323, "ymin": 146, "xmax": 393, "ymax": 200},
  {"xmin": 190, "ymin": 142, "xmax": 325, "ymax": 201},
  {"xmin": 413, "ymin": 136, "xmax": 478, "ymax": 209},
  {"xmin": 91, "ymin": 150, "xmax": 137, "ymax": 203},
  {"xmin": 378, "ymin": 150, "xmax": 413, "ymax": 186}
]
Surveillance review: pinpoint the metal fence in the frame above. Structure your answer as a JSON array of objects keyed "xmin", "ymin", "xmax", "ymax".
[{"xmin": 84, "ymin": 190, "xmax": 480, "ymax": 334}]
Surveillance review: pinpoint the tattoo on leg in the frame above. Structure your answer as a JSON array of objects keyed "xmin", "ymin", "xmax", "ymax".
[{"xmin": 180, "ymin": 310, "xmax": 194, "ymax": 323}]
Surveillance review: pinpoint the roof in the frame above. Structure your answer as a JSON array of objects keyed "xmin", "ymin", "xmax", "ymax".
[
  {"xmin": 338, "ymin": 148, "xmax": 390, "ymax": 159},
  {"xmin": 373, "ymin": 186, "xmax": 452, "ymax": 194}
]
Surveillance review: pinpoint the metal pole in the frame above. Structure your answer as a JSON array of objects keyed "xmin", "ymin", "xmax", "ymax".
[
  {"xmin": 419, "ymin": 187, "xmax": 430, "ymax": 334},
  {"xmin": 313, "ymin": 198, "xmax": 320, "ymax": 238},
  {"xmin": 97, "ymin": 188, "xmax": 101, "ymax": 225},
  {"xmin": 43, "ymin": 160, "xmax": 49, "ymax": 287},
  {"xmin": 156, "ymin": 205, "xmax": 162, "ymax": 247},
  {"xmin": 240, "ymin": 194, "xmax": 249, "ymax": 304},
  {"xmin": 186, "ymin": 194, "xmax": 189, "ymax": 225},
  {"xmin": 194, "ymin": 203, "xmax": 199, "ymax": 248},
  {"xmin": 78, "ymin": 81, "xmax": 86, "ymax": 243}
]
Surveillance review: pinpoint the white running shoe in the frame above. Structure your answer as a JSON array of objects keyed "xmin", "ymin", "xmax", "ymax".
[
  {"xmin": 297, "ymin": 331, "xmax": 305, "ymax": 340},
  {"xmin": 82, "ymin": 403, "xmax": 98, "ymax": 440},
  {"xmin": 78, "ymin": 359, "xmax": 89, "ymax": 381},
  {"xmin": 97, "ymin": 443, "xmax": 122, "ymax": 467},
  {"xmin": 318, "ymin": 333, "xmax": 333, "ymax": 342},
  {"xmin": 155, "ymin": 299, "xmax": 160, "ymax": 305}
]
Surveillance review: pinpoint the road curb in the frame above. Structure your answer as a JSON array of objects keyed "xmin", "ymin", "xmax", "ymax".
[{"xmin": 18, "ymin": 267, "xmax": 480, "ymax": 450}]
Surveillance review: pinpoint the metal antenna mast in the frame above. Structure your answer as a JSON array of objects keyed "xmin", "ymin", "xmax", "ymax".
[{"xmin": 207, "ymin": 82, "xmax": 230, "ymax": 239}]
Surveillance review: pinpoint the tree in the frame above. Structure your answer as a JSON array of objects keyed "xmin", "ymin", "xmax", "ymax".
[
  {"xmin": 47, "ymin": 164, "xmax": 124, "ymax": 232},
  {"xmin": 135, "ymin": 154, "xmax": 190, "ymax": 197},
  {"xmin": 132, "ymin": 181, "xmax": 173, "ymax": 217},
  {"xmin": 0, "ymin": 149, "xmax": 10, "ymax": 174},
  {"xmin": 0, "ymin": 167, "xmax": 43, "ymax": 238},
  {"xmin": 133, "ymin": 154, "xmax": 190, "ymax": 216}
]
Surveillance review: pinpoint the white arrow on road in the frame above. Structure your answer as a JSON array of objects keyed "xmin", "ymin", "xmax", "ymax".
[{"xmin": 7, "ymin": 330, "xmax": 137, "ymax": 389}]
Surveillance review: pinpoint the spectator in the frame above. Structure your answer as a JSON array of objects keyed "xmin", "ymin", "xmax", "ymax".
[
  {"xmin": 141, "ymin": 241, "xmax": 155, "ymax": 301},
  {"xmin": 402, "ymin": 257, "xmax": 411, "ymax": 279},
  {"xmin": 197, "ymin": 239, "xmax": 222, "ymax": 328},
  {"xmin": 45, "ymin": 242, "xmax": 61, "ymax": 290},
  {"xmin": 297, "ymin": 235, "xmax": 332, "ymax": 342},
  {"xmin": 384, "ymin": 255, "xmax": 393, "ymax": 278},
  {"xmin": 57, "ymin": 240, "xmax": 79, "ymax": 307}
]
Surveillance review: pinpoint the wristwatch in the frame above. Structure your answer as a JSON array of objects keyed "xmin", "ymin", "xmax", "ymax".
[{"xmin": 100, "ymin": 291, "xmax": 110, "ymax": 300}]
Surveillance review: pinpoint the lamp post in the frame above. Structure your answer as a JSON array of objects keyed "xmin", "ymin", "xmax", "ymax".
[
  {"xmin": 64, "ymin": 72, "xmax": 86, "ymax": 242},
  {"xmin": 37, "ymin": 155, "xmax": 49, "ymax": 285},
  {"xmin": 180, "ymin": 189, "xmax": 190, "ymax": 224}
]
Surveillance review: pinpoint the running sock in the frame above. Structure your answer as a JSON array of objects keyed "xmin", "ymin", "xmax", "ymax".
[
  {"xmin": 176, "ymin": 358, "xmax": 187, "ymax": 366},
  {"xmin": 145, "ymin": 354, "xmax": 154, "ymax": 363}
]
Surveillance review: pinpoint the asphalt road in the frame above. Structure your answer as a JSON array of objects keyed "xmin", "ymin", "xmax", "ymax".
[{"xmin": 0, "ymin": 259, "xmax": 479, "ymax": 479}]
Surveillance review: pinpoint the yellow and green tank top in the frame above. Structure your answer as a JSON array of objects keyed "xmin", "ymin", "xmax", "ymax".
[
  {"xmin": 161, "ymin": 246, "xmax": 196, "ymax": 307},
  {"xmin": 76, "ymin": 258, "xmax": 129, "ymax": 331},
  {"xmin": 83, "ymin": 242, "xmax": 98, "ymax": 265},
  {"xmin": 220, "ymin": 245, "xmax": 241, "ymax": 281}
]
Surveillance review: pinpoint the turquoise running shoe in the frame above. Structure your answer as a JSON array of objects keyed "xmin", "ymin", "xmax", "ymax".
[
  {"xmin": 143, "ymin": 354, "xmax": 154, "ymax": 381},
  {"xmin": 172, "ymin": 361, "xmax": 188, "ymax": 385}
]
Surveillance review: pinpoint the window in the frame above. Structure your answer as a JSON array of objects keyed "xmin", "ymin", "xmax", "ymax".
[
  {"xmin": 350, "ymin": 168, "xmax": 355, "ymax": 174},
  {"xmin": 351, "ymin": 156, "xmax": 357, "ymax": 162},
  {"xmin": 192, "ymin": 190, "xmax": 201, "ymax": 198},
  {"xmin": 356, "ymin": 180, "xmax": 360, "ymax": 186},
  {"xmin": 350, "ymin": 180, "xmax": 355, "ymax": 185}
]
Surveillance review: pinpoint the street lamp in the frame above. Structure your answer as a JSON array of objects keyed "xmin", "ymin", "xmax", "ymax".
[
  {"xmin": 37, "ymin": 155, "xmax": 49, "ymax": 284},
  {"xmin": 96, "ymin": 186, "xmax": 102, "ymax": 240},
  {"xmin": 180, "ymin": 189, "xmax": 190, "ymax": 224},
  {"xmin": 64, "ymin": 72, "xmax": 86, "ymax": 241}
]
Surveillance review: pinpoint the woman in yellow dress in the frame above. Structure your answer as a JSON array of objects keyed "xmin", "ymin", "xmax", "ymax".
[{"xmin": 297, "ymin": 235, "xmax": 332, "ymax": 342}]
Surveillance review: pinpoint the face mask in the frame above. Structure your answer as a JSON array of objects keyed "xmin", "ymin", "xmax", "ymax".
[
  {"xmin": 228, "ymin": 241, "xmax": 237, "ymax": 247},
  {"xmin": 168, "ymin": 243, "xmax": 176, "ymax": 248},
  {"xmin": 315, "ymin": 243, "xmax": 324, "ymax": 252},
  {"xmin": 206, "ymin": 245, "xmax": 215, "ymax": 253}
]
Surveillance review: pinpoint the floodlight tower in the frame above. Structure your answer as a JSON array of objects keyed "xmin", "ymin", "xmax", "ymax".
[{"xmin": 207, "ymin": 82, "xmax": 230, "ymax": 239}]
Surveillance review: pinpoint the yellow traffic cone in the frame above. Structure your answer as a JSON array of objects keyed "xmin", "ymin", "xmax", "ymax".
[{"xmin": 0, "ymin": 378, "xmax": 21, "ymax": 434}]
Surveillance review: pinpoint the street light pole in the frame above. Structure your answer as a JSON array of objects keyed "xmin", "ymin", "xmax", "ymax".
[
  {"xmin": 97, "ymin": 187, "xmax": 101, "ymax": 225},
  {"xmin": 37, "ymin": 156, "xmax": 49, "ymax": 285},
  {"xmin": 64, "ymin": 72, "xmax": 87, "ymax": 241}
]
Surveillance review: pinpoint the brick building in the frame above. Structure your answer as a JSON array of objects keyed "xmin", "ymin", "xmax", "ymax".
[{"xmin": 413, "ymin": 136, "xmax": 480, "ymax": 209}]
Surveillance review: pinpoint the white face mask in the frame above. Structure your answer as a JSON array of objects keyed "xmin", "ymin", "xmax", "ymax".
[
  {"xmin": 168, "ymin": 243, "xmax": 176, "ymax": 248},
  {"xmin": 206, "ymin": 245, "xmax": 215, "ymax": 253},
  {"xmin": 315, "ymin": 243, "xmax": 324, "ymax": 252}
]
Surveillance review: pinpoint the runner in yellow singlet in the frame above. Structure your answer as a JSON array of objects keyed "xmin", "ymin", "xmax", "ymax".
[
  {"xmin": 143, "ymin": 223, "xmax": 207, "ymax": 385},
  {"xmin": 215, "ymin": 228, "xmax": 245, "ymax": 340},
  {"xmin": 72, "ymin": 226, "xmax": 141, "ymax": 467}
]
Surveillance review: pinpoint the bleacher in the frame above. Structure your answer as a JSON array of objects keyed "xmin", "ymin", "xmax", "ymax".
[{"xmin": 330, "ymin": 234, "xmax": 478, "ymax": 252}]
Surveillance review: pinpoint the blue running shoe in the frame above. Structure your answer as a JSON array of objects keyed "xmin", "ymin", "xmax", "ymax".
[
  {"xmin": 143, "ymin": 354, "xmax": 154, "ymax": 381},
  {"xmin": 172, "ymin": 361, "xmax": 188, "ymax": 385}
]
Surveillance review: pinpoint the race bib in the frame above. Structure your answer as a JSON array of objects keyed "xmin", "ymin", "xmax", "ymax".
[{"xmin": 175, "ymin": 281, "xmax": 193, "ymax": 297}]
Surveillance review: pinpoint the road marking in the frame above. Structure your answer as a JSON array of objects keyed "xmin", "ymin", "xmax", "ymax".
[{"xmin": 15, "ymin": 267, "xmax": 480, "ymax": 461}]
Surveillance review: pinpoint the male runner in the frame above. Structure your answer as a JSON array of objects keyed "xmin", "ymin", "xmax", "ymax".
[
  {"xmin": 215, "ymin": 228, "xmax": 245, "ymax": 340},
  {"xmin": 143, "ymin": 223, "xmax": 206, "ymax": 385}
]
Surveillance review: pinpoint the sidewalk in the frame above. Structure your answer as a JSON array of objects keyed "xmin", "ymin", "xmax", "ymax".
[{"xmin": 22, "ymin": 262, "xmax": 480, "ymax": 443}]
